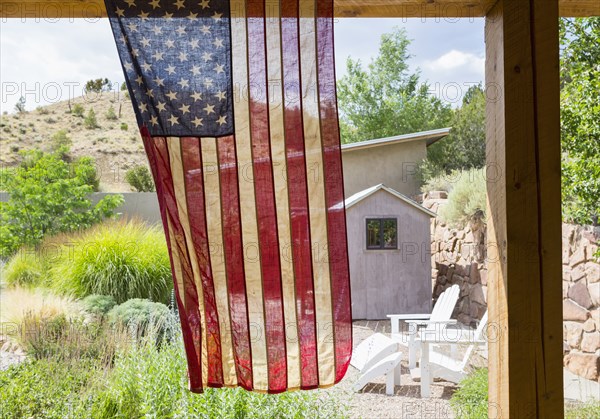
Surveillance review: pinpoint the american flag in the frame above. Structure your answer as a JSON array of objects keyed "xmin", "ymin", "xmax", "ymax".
[{"xmin": 106, "ymin": 0, "xmax": 351, "ymax": 393}]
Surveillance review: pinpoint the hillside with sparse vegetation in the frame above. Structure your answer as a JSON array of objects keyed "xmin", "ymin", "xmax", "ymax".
[{"xmin": 0, "ymin": 91, "xmax": 148, "ymax": 192}]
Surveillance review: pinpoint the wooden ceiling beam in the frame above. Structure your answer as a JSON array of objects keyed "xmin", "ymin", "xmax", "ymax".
[{"xmin": 0, "ymin": 0, "xmax": 598, "ymax": 19}]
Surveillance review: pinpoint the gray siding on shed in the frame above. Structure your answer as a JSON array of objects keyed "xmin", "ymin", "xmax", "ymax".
[{"xmin": 347, "ymin": 189, "xmax": 432, "ymax": 319}]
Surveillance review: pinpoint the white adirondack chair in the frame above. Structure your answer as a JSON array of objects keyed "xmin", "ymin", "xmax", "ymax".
[
  {"xmin": 388, "ymin": 284, "xmax": 460, "ymax": 369},
  {"xmin": 351, "ymin": 333, "xmax": 402, "ymax": 395},
  {"xmin": 412, "ymin": 311, "xmax": 488, "ymax": 397}
]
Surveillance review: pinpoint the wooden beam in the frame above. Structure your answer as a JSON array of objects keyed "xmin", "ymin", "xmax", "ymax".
[
  {"xmin": 485, "ymin": 0, "xmax": 564, "ymax": 417},
  {"xmin": 0, "ymin": 0, "xmax": 598, "ymax": 19}
]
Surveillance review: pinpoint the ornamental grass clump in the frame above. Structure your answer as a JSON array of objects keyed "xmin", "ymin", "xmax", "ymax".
[{"xmin": 51, "ymin": 219, "xmax": 172, "ymax": 304}]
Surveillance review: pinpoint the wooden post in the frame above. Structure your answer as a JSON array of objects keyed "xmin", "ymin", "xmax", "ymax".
[{"xmin": 485, "ymin": 0, "xmax": 564, "ymax": 417}]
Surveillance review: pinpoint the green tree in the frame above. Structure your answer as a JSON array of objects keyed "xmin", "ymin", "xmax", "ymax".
[
  {"xmin": 560, "ymin": 17, "xmax": 600, "ymax": 225},
  {"xmin": 336, "ymin": 27, "xmax": 452, "ymax": 144},
  {"xmin": 0, "ymin": 150, "xmax": 122, "ymax": 257},
  {"xmin": 105, "ymin": 105, "xmax": 118, "ymax": 121},
  {"xmin": 85, "ymin": 78, "xmax": 112, "ymax": 94},
  {"xmin": 50, "ymin": 129, "xmax": 72, "ymax": 157},
  {"xmin": 125, "ymin": 165, "xmax": 156, "ymax": 192},
  {"xmin": 84, "ymin": 108, "xmax": 99, "ymax": 129},
  {"xmin": 425, "ymin": 84, "xmax": 487, "ymax": 178}
]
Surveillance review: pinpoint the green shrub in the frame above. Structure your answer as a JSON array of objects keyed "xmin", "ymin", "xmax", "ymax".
[
  {"xmin": 50, "ymin": 129, "xmax": 72, "ymax": 157},
  {"xmin": 421, "ymin": 169, "xmax": 464, "ymax": 193},
  {"xmin": 439, "ymin": 168, "xmax": 487, "ymax": 227},
  {"xmin": 2, "ymin": 250, "xmax": 46, "ymax": 288},
  {"xmin": 125, "ymin": 165, "xmax": 155, "ymax": 192},
  {"xmin": 82, "ymin": 294, "xmax": 117, "ymax": 317},
  {"xmin": 84, "ymin": 108, "xmax": 99, "ymax": 129},
  {"xmin": 19, "ymin": 311, "xmax": 128, "ymax": 363},
  {"xmin": 120, "ymin": 122, "xmax": 128, "ymax": 131},
  {"xmin": 72, "ymin": 103, "xmax": 85, "ymax": 117},
  {"xmin": 0, "ymin": 150, "xmax": 122, "ymax": 258},
  {"xmin": 90, "ymin": 327, "xmax": 347, "ymax": 419},
  {"xmin": 565, "ymin": 401, "xmax": 600, "ymax": 419},
  {"xmin": 0, "ymin": 358, "xmax": 99, "ymax": 419},
  {"xmin": 105, "ymin": 105, "xmax": 118, "ymax": 120},
  {"xmin": 450, "ymin": 368, "xmax": 488, "ymax": 419},
  {"xmin": 107, "ymin": 298, "xmax": 171, "ymax": 329},
  {"xmin": 51, "ymin": 220, "xmax": 172, "ymax": 304}
]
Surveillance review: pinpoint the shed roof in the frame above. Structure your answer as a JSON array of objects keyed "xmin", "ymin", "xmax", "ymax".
[
  {"xmin": 344, "ymin": 184, "xmax": 437, "ymax": 217},
  {"xmin": 341, "ymin": 128, "xmax": 451, "ymax": 153}
]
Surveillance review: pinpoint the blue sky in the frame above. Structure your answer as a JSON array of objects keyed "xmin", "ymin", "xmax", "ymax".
[{"xmin": 0, "ymin": 17, "xmax": 484, "ymax": 113}]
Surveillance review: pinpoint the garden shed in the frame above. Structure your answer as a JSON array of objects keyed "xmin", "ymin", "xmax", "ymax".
[{"xmin": 345, "ymin": 184, "xmax": 436, "ymax": 319}]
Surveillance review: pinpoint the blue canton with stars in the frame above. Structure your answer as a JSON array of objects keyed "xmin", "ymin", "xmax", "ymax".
[{"xmin": 106, "ymin": 0, "xmax": 233, "ymax": 137}]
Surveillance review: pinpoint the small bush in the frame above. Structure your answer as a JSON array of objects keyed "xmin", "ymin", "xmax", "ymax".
[
  {"xmin": 50, "ymin": 129, "xmax": 72, "ymax": 156},
  {"xmin": 450, "ymin": 368, "xmax": 488, "ymax": 419},
  {"xmin": 84, "ymin": 108, "xmax": 99, "ymax": 129},
  {"xmin": 439, "ymin": 168, "xmax": 487, "ymax": 227},
  {"xmin": 120, "ymin": 122, "xmax": 128, "ymax": 131},
  {"xmin": 105, "ymin": 105, "xmax": 118, "ymax": 120},
  {"xmin": 565, "ymin": 401, "xmax": 600, "ymax": 419},
  {"xmin": 81, "ymin": 294, "xmax": 117, "ymax": 317},
  {"xmin": 2, "ymin": 251, "xmax": 45, "ymax": 288},
  {"xmin": 0, "ymin": 358, "xmax": 100, "ymax": 419},
  {"xmin": 19, "ymin": 312, "xmax": 127, "ymax": 363},
  {"xmin": 51, "ymin": 220, "xmax": 172, "ymax": 304},
  {"xmin": 72, "ymin": 103, "xmax": 85, "ymax": 117},
  {"xmin": 90, "ymin": 326, "xmax": 347, "ymax": 419},
  {"xmin": 107, "ymin": 299, "xmax": 173, "ymax": 342},
  {"xmin": 36, "ymin": 106, "xmax": 49, "ymax": 115},
  {"xmin": 125, "ymin": 165, "xmax": 155, "ymax": 192}
]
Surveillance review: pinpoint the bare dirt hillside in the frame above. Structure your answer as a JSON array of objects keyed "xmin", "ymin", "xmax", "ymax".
[{"xmin": 0, "ymin": 92, "xmax": 149, "ymax": 192}]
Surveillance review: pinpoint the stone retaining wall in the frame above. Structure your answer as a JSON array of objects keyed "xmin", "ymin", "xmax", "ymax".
[{"xmin": 422, "ymin": 192, "xmax": 600, "ymax": 381}]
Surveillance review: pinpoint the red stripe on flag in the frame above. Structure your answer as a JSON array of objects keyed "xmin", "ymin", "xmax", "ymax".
[
  {"xmin": 281, "ymin": 0, "xmax": 319, "ymax": 389},
  {"xmin": 181, "ymin": 137, "xmax": 224, "ymax": 386},
  {"xmin": 315, "ymin": 3, "xmax": 353, "ymax": 383},
  {"xmin": 140, "ymin": 129, "xmax": 203, "ymax": 392},
  {"xmin": 216, "ymin": 135, "xmax": 254, "ymax": 390},
  {"xmin": 247, "ymin": 0, "xmax": 288, "ymax": 393}
]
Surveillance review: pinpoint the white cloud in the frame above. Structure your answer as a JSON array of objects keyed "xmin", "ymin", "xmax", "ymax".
[{"xmin": 423, "ymin": 49, "xmax": 484, "ymax": 74}]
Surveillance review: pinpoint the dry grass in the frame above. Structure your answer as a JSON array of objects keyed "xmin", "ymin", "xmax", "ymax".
[{"xmin": 0, "ymin": 286, "xmax": 79, "ymax": 325}]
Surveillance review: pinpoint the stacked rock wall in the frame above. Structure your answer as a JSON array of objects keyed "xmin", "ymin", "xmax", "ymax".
[{"xmin": 422, "ymin": 192, "xmax": 600, "ymax": 381}]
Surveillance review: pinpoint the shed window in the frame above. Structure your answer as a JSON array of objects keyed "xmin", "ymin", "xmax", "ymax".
[{"xmin": 366, "ymin": 218, "xmax": 397, "ymax": 250}]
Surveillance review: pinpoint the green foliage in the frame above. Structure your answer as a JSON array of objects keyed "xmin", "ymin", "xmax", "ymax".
[
  {"xmin": 85, "ymin": 78, "xmax": 112, "ymax": 94},
  {"xmin": 450, "ymin": 368, "xmax": 488, "ymax": 419},
  {"xmin": 427, "ymin": 85, "xmax": 486, "ymax": 177},
  {"xmin": 120, "ymin": 122, "xmax": 128, "ymax": 131},
  {"xmin": 560, "ymin": 18, "xmax": 600, "ymax": 225},
  {"xmin": 2, "ymin": 251, "xmax": 46, "ymax": 288},
  {"xmin": 0, "ymin": 150, "xmax": 122, "ymax": 258},
  {"xmin": 125, "ymin": 165, "xmax": 155, "ymax": 192},
  {"xmin": 0, "ymin": 167, "xmax": 14, "ymax": 191},
  {"xmin": 336, "ymin": 27, "xmax": 452, "ymax": 143},
  {"xmin": 36, "ymin": 106, "xmax": 49, "ymax": 115},
  {"xmin": 90, "ymin": 326, "xmax": 346, "ymax": 419},
  {"xmin": 82, "ymin": 294, "xmax": 117, "ymax": 317},
  {"xmin": 72, "ymin": 103, "xmax": 85, "ymax": 117},
  {"xmin": 105, "ymin": 105, "xmax": 118, "ymax": 120},
  {"xmin": 565, "ymin": 401, "xmax": 600, "ymax": 419},
  {"xmin": 0, "ymin": 358, "xmax": 99, "ymax": 419},
  {"xmin": 51, "ymin": 220, "xmax": 172, "ymax": 304},
  {"xmin": 120, "ymin": 81, "xmax": 127, "ymax": 91},
  {"xmin": 75, "ymin": 155, "xmax": 101, "ymax": 191},
  {"xmin": 84, "ymin": 107, "xmax": 99, "ymax": 129},
  {"xmin": 107, "ymin": 298, "xmax": 171, "ymax": 328},
  {"xmin": 50, "ymin": 129, "xmax": 72, "ymax": 157},
  {"xmin": 14, "ymin": 96, "xmax": 26, "ymax": 113},
  {"xmin": 0, "ymin": 317, "xmax": 346, "ymax": 419},
  {"xmin": 439, "ymin": 168, "xmax": 487, "ymax": 227}
]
